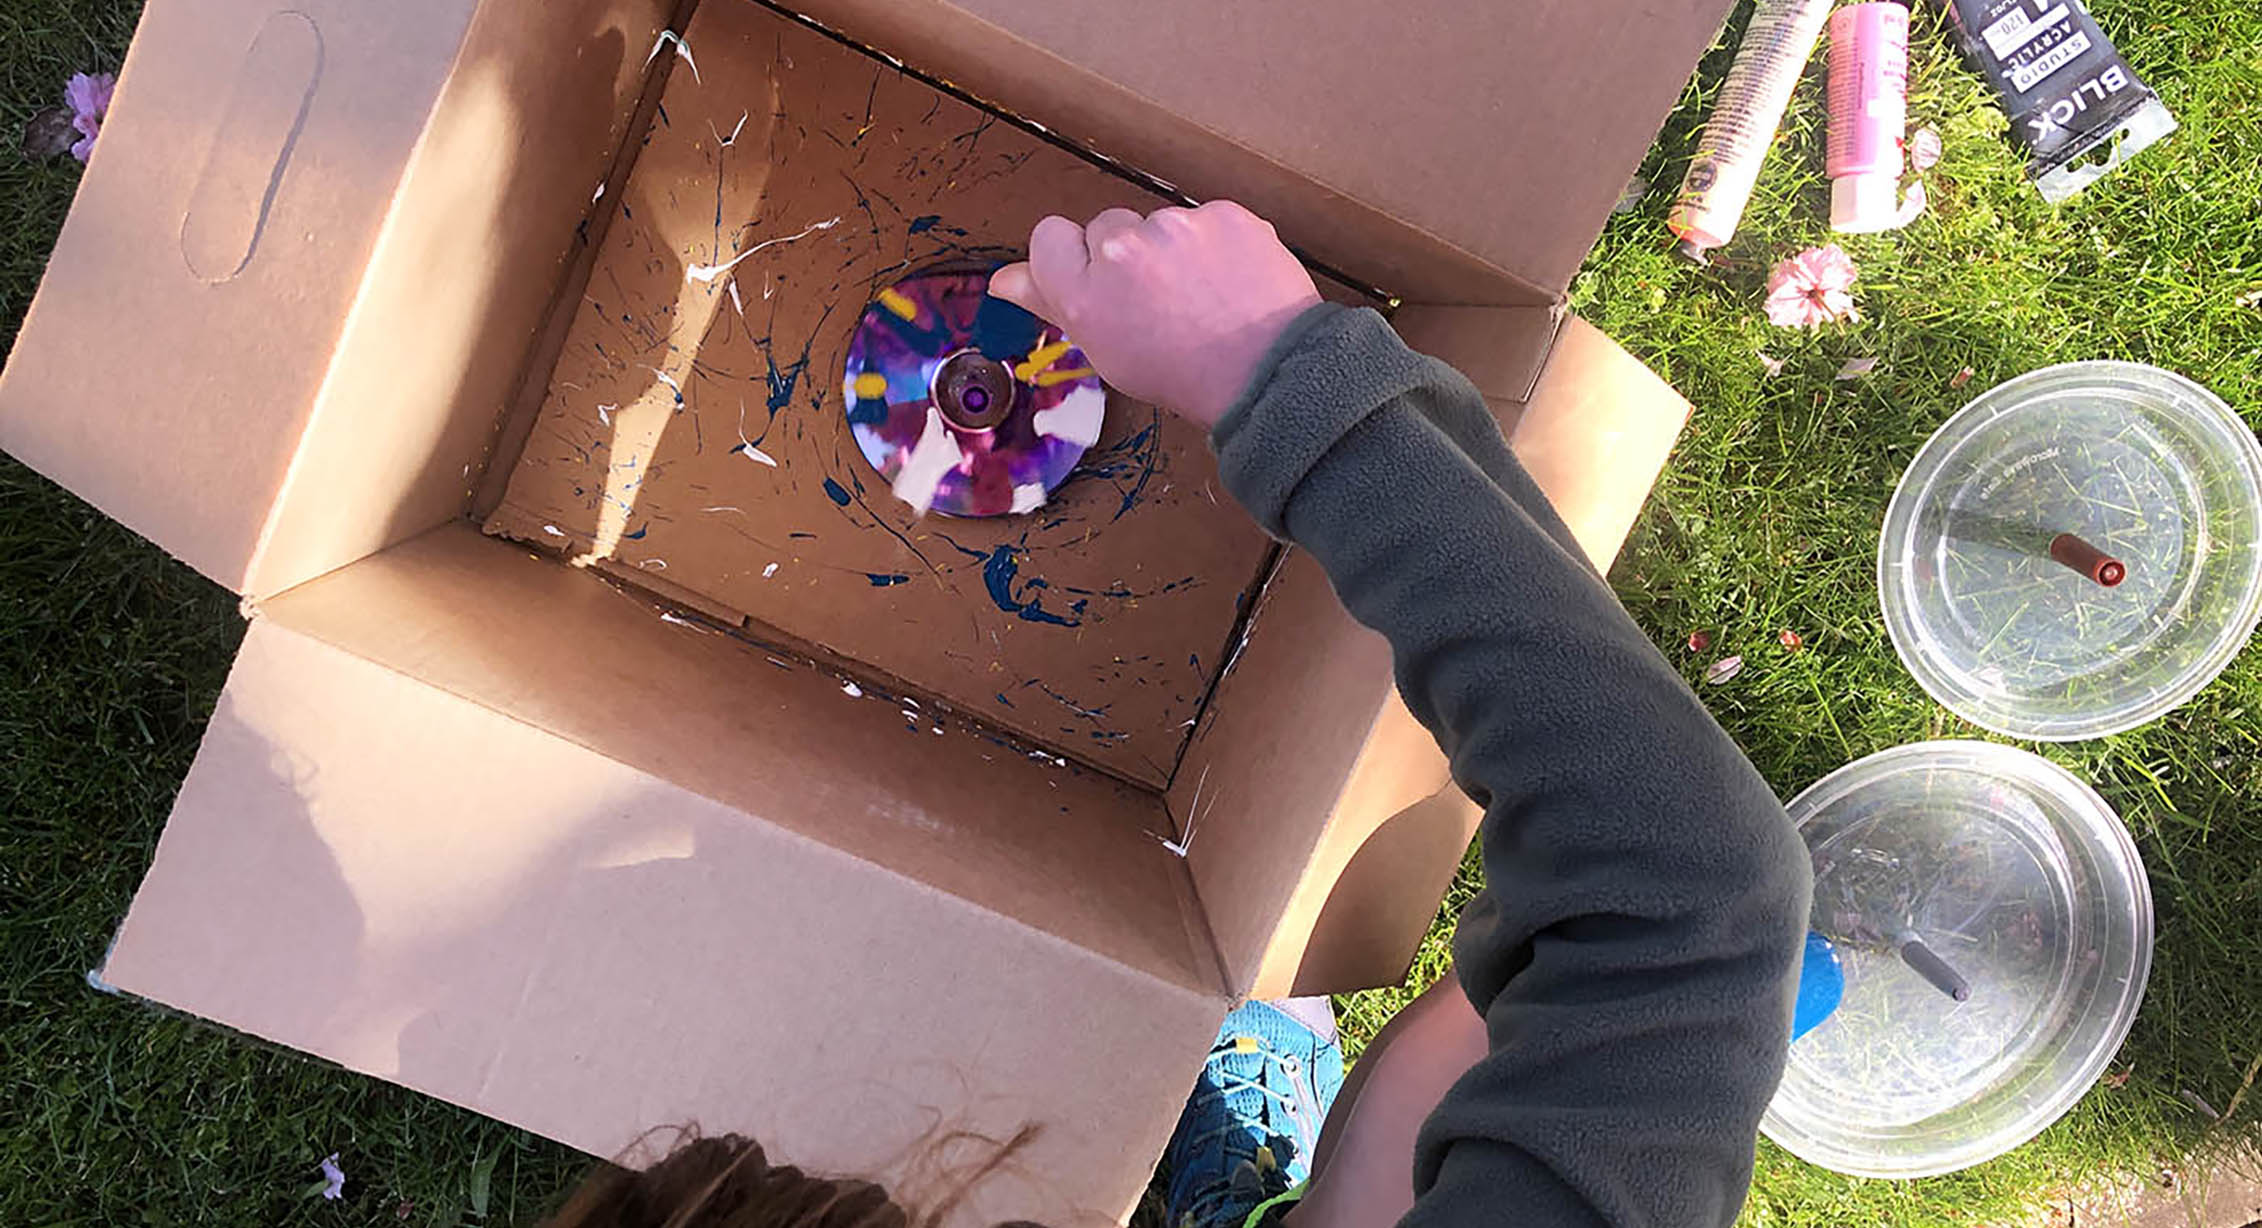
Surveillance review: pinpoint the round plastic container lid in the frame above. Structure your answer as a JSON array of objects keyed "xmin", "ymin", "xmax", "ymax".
[
  {"xmin": 1879, "ymin": 362, "xmax": 2262, "ymax": 740},
  {"xmin": 1761, "ymin": 742, "xmax": 2153, "ymax": 1178}
]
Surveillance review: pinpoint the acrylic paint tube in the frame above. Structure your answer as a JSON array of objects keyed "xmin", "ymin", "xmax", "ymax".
[
  {"xmin": 1669, "ymin": 0, "xmax": 1835, "ymax": 263},
  {"xmin": 1941, "ymin": 0, "xmax": 2177, "ymax": 202},
  {"xmin": 1828, "ymin": 3, "xmax": 1919, "ymax": 233}
]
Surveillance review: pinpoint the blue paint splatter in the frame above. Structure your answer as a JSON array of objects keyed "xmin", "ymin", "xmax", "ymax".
[
  {"xmin": 867, "ymin": 573, "xmax": 910, "ymax": 587},
  {"xmin": 790, "ymin": 531, "xmax": 819, "ymax": 540},
  {"xmin": 823, "ymin": 478, "xmax": 853, "ymax": 507},
  {"xmin": 1068, "ymin": 422, "xmax": 1162, "ymax": 521},
  {"xmin": 907, "ymin": 215, "xmax": 942, "ymax": 233},
  {"xmin": 995, "ymin": 692, "xmax": 1014, "ymax": 707},
  {"xmin": 624, "ymin": 525, "xmax": 649, "ymax": 540},
  {"xmin": 765, "ymin": 348, "xmax": 808, "ymax": 416},
  {"xmin": 940, "ymin": 538, "xmax": 1083, "ymax": 626}
]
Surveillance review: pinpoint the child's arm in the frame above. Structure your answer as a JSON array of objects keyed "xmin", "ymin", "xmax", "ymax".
[{"xmin": 995, "ymin": 203, "xmax": 1812, "ymax": 1228}]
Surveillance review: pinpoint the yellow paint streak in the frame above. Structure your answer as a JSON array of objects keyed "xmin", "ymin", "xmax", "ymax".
[
  {"xmin": 1031, "ymin": 366, "xmax": 1096, "ymax": 388},
  {"xmin": 1014, "ymin": 340, "xmax": 1075, "ymax": 381},
  {"xmin": 853, "ymin": 372, "xmax": 889, "ymax": 398},
  {"xmin": 877, "ymin": 288, "xmax": 919, "ymax": 321}
]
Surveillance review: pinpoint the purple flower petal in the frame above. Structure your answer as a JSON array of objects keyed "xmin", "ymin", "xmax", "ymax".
[
  {"xmin": 61, "ymin": 72, "xmax": 115, "ymax": 163},
  {"xmin": 319, "ymin": 1154, "xmax": 345, "ymax": 1201}
]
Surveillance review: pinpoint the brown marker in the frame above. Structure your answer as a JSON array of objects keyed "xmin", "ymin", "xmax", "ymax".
[{"xmin": 2049, "ymin": 534, "xmax": 2127, "ymax": 588}]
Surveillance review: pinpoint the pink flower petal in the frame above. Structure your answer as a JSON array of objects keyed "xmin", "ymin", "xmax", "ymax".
[
  {"xmin": 1764, "ymin": 246, "xmax": 1861, "ymax": 329},
  {"xmin": 1836, "ymin": 356, "xmax": 1880, "ymax": 380},
  {"xmin": 1907, "ymin": 126, "xmax": 1944, "ymax": 172},
  {"xmin": 1705, "ymin": 655, "xmax": 1745, "ymax": 685}
]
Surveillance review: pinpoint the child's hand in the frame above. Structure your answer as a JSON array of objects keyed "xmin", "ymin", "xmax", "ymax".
[{"xmin": 989, "ymin": 201, "xmax": 1322, "ymax": 429}]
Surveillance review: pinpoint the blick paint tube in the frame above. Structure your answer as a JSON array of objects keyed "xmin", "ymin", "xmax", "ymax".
[{"xmin": 1941, "ymin": 0, "xmax": 2176, "ymax": 202}]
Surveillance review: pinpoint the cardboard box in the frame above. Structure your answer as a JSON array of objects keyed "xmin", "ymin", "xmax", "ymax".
[{"xmin": 0, "ymin": 0, "xmax": 1732, "ymax": 1221}]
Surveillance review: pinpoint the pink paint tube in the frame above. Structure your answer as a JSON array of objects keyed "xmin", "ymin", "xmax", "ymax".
[{"xmin": 1828, "ymin": 3, "xmax": 1920, "ymax": 234}]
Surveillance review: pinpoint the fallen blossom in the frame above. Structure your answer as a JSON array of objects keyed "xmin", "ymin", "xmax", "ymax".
[
  {"xmin": 1779, "ymin": 629, "xmax": 1805, "ymax": 651},
  {"xmin": 1687, "ymin": 630, "xmax": 1714, "ymax": 653},
  {"xmin": 1836, "ymin": 356, "xmax": 1880, "ymax": 381},
  {"xmin": 2103, "ymin": 1067, "xmax": 2132, "ymax": 1089},
  {"xmin": 319, "ymin": 1154, "xmax": 346, "ymax": 1201},
  {"xmin": 1950, "ymin": 365, "xmax": 1977, "ymax": 390},
  {"xmin": 64, "ymin": 72, "xmax": 115, "ymax": 163},
  {"xmin": 1764, "ymin": 245, "xmax": 1861, "ymax": 329},
  {"xmin": 2238, "ymin": 288, "xmax": 2262, "ymax": 310},
  {"xmin": 1756, "ymin": 351, "xmax": 1786, "ymax": 378},
  {"xmin": 1907, "ymin": 126, "xmax": 1944, "ymax": 172},
  {"xmin": 1705, "ymin": 655, "xmax": 1745, "ymax": 685}
]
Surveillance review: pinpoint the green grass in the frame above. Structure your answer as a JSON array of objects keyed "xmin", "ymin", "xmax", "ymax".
[{"xmin": 3, "ymin": 0, "xmax": 2259, "ymax": 1225}]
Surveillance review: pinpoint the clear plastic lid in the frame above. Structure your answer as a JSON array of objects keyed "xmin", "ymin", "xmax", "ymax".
[
  {"xmin": 1761, "ymin": 742, "xmax": 2153, "ymax": 1178},
  {"xmin": 1879, "ymin": 362, "xmax": 2262, "ymax": 740}
]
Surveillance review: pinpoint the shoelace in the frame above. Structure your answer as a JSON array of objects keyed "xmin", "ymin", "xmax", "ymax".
[{"xmin": 1175, "ymin": 1038, "xmax": 1321, "ymax": 1228}]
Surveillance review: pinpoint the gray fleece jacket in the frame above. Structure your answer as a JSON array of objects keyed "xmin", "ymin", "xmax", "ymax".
[{"xmin": 1212, "ymin": 304, "xmax": 1813, "ymax": 1228}]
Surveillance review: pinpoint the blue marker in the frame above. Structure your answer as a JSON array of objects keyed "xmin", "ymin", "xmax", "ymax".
[{"xmin": 1792, "ymin": 931, "xmax": 1845, "ymax": 1043}]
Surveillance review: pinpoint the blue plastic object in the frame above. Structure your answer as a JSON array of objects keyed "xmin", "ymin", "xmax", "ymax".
[{"xmin": 1792, "ymin": 931, "xmax": 1846, "ymax": 1042}]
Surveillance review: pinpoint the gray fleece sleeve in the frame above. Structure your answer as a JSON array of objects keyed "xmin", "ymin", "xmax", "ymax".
[{"xmin": 1211, "ymin": 303, "xmax": 1812, "ymax": 1228}]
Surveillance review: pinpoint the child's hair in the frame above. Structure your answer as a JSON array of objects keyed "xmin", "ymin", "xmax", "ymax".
[{"xmin": 540, "ymin": 1126, "xmax": 1045, "ymax": 1228}]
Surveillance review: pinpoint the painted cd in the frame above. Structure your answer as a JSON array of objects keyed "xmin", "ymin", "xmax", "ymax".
[{"xmin": 843, "ymin": 271, "xmax": 1105, "ymax": 517}]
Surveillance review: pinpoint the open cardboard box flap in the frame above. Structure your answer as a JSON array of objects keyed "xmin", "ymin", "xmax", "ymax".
[
  {"xmin": 103, "ymin": 523, "xmax": 1229, "ymax": 1226},
  {"xmin": 788, "ymin": 0, "xmax": 1732, "ymax": 304},
  {"xmin": 4, "ymin": 0, "xmax": 1724, "ymax": 1219}
]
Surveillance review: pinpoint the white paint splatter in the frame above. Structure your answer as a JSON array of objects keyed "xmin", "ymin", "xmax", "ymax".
[
  {"xmin": 727, "ymin": 280, "xmax": 744, "ymax": 317},
  {"xmin": 841, "ymin": 681, "xmax": 863, "ymax": 698},
  {"xmin": 638, "ymin": 558, "xmax": 669, "ymax": 571},
  {"xmin": 659, "ymin": 611, "xmax": 697, "ymax": 628},
  {"xmin": 595, "ymin": 403, "xmax": 615, "ymax": 425},
  {"xmin": 730, "ymin": 400, "xmax": 778, "ymax": 466},
  {"xmin": 543, "ymin": 524, "xmax": 566, "ymax": 538},
  {"xmin": 645, "ymin": 30, "xmax": 702, "ymax": 84},
  {"xmin": 641, "ymin": 366, "xmax": 684, "ymax": 405},
  {"xmin": 709, "ymin": 111, "xmax": 748, "ymax": 148},
  {"xmin": 685, "ymin": 217, "xmax": 843, "ymax": 284},
  {"xmin": 592, "ymin": 182, "xmax": 606, "ymax": 204},
  {"xmin": 762, "ymin": 562, "xmax": 779, "ymax": 578},
  {"xmin": 702, "ymin": 505, "xmax": 745, "ymax": 514}
]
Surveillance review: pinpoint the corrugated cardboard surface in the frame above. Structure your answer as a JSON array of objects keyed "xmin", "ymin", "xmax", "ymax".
[
  {"xmin": 0, "ymin": 0, "xmax": 488, "ymax": 589},
  {"xmin": 484, "ymin": 0, "xmax": 1282, "ymax": 787},
  {"xmin": 244, "ymin": 0, "xmax": 675, "ymax": 598},
  {"xmin": 101, "ymin": 615, "xmax": 1227, "ymax": 1226},
  {"xmin": 788, "ymin": 0, "xmax": 1740, "ymax": 301},
  {"xmin": 260, "ymin": 523, "xmax": 1221, "ymax": 993}
]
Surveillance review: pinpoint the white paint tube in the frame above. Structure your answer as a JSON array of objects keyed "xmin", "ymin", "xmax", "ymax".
[{"xmin": 1669, "ymin": 0, "xmax": 1837, "ymax": 263}]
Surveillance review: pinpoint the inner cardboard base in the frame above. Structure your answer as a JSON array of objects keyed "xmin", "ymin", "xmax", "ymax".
[{"xmin": 484, "ymin": 0, "xmax": 1322, "ymax": 788}]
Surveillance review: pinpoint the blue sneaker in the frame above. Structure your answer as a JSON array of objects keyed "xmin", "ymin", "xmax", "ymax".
[{"xmin": 1163, "ymin": 1000, "xmax": 1346, "ymax": 1228}]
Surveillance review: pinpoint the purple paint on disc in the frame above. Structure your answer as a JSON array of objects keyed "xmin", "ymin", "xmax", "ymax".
[{"xmin": 842, "ymin": 271, "xmax": 1106, "ymax": 517}]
